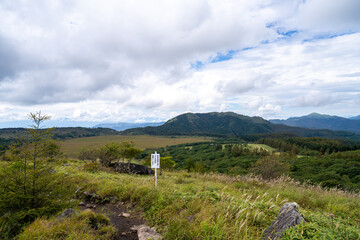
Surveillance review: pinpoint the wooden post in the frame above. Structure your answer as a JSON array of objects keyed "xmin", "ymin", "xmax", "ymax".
[{"xmin": 155, "ymin": 167, "xmax": 157, "ymax": 189}]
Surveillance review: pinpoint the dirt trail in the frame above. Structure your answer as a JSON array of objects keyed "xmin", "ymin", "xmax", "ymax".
[{"xmin": 81, "ymin": 201, "xmax": 145, "ymax": 240}]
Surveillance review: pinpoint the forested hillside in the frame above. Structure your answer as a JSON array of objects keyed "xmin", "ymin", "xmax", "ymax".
[
  {"xmin": 0, "ymin": 127, "xmax": 118, "ymax": 140},
  {"xmin": 122, "ymin": 112, "xmax": 360, "ymax": 139}
]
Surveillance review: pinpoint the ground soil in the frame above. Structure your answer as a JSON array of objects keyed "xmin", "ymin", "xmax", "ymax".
[{"xmin": 80, "ymin": 201, "xmax": 145, "ymax": 240}]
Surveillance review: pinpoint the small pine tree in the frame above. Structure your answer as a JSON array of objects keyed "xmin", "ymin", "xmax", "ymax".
[{"xmin": 0, "ymin": 112, "xmax": 72, "ymax": 238}]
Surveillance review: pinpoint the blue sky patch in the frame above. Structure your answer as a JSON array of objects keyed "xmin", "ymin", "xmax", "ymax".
[
  {"xmin": 190, "ymin": 47, "xmax": 255, "ymax": 70},
  {"xmin": 302, "ymin": 32, "xmax": 356, "ymax": 43},
  {"xmin": 190, "ymin": 61, "xmax": 204, "ymax": 70},
  {"xmin": 210, "ymin": 50, "xmax": 239, "ymax": 63}
]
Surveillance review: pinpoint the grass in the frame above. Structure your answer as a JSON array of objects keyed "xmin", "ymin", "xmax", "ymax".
[
  {"xmin": 221, "ymin": 143, "xmax": 275, "ymax": 152},
  {"xmin": 18, "ymin": 209, "xmax": 117, "ymax": 240},
  {"xmin": 22, "ymin": 159, "xmax": 359, "ymax": 239},
  {"xmin": 60, "ymin": 135, "xmax": 212, "ymax": 158},
  {"xmin": 247, "ymin": 143, "xmax": 275, "ymax": 152}
]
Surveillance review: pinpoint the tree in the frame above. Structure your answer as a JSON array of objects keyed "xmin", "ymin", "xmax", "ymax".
[
  {"xmin": 79, "ymin": 147, "xmax": 99, "ymax": 162},
  {"xmin": 120, "ymin": 141, "xmax": 141, "ymax": 163},
  {"xmin": 251, "ymin": 156, "xmax": 290, "ymax": 180},
  {"xmin": 0, "ymin": 112, "xmax": 71, "ymax": 239},
  {"xmin": 98, "ymin": 142, "xmax": 121, "ymax": 167},
  {"xmin": 159, "ymin": 156, "xmax": 176, "ymax": 175},
  {"xmin": 42, "ymin": 140, "xmax": 62, "ymax": 162},
  {"xmin": 186, "ymin": 157, "xmax": 195, "ymax": 173},
  {"xmin": 194, "ymin": 160, "xmax": 206, "ymax": 173}
]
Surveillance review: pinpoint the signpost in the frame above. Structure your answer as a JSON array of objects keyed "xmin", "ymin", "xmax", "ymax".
[{"xmin": 151, "ymin": 152, "xmax": 160, "ymax": 188}]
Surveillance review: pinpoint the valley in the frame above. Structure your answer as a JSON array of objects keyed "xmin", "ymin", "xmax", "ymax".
[{"xmin": 1, "ymin": 111, "xmax": 360, "ymax": 239}]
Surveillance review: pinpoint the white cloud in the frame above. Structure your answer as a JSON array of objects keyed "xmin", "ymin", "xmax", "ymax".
[
  {"xmin": 293, "ymin": 92, "xmax": 338, "ymax": 107},
  {"xmin": 288, "ymin": 0, "xmax": 360, "ymax": 34},
  {"xmin": 0, "ymin": 0, "xmax": 359, "ymax": 123},
  {"xmin": 256, "ymin": 104, "xmax": 282, "ymax": 117}
]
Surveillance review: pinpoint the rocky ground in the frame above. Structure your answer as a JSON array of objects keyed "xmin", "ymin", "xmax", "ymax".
[{"xmin": 80, "ymin": 201, "xmax": 145, "ymax": 240}]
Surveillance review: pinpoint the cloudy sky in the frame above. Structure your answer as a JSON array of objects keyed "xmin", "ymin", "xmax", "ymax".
[{"xmin": 1, "ymin": 0, "xmax": 360, "ymax": 126}]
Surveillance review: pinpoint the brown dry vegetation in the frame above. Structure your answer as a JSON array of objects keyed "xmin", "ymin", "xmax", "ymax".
[{"xmin": 60, "ymin": 135, "xmax": 211, "ymax": 158}]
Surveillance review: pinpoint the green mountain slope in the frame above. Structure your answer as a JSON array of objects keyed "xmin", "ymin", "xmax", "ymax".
[{"xmin": 122, "ymin": 112, "xmax": 359, "ymax": 139}]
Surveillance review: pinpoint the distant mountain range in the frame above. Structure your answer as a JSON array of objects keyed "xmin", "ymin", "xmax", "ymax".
[
  {"xmin": 94, "ymin": 122, "xmax": 164, "ymax": 131},
  {"xmin": 349, "ymin": 115, "xmax": 360, "ymax": 120},
  {"xmin": 270, "ymin": 113, "xmax": 360, "ymax": 133},
  {"xmin": 2, "ymin": 112, "xmax": 360, "ymax": 141},
  {"xmin": 122, "ymin": 112, "xmax": 359, "ymax": 139}
]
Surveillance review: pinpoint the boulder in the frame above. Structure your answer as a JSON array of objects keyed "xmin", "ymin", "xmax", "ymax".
[
  {"xmin": 131, "ymin": 225, "xmax": 162, "ymax": 240},
  {"xmin": 263, "ymin": 202, "xmax": 305, "ymax": 240},
  {"xmin": 58, "ymin": 208, "xmax": 75, "ymax": 220},
  {"xmin": 110, "ymin": 162, "xmax": 154, "ymax": 175}
]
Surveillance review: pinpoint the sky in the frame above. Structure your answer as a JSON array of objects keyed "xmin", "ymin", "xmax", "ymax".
[{"xmin": 0, "ymin": 0, "xmax": 360, "ymax": 127}]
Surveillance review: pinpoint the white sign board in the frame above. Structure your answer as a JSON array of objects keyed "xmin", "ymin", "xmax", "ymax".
[{"xmin": 151, "ymin": 153, "xmax": 160, "ymax": 169}]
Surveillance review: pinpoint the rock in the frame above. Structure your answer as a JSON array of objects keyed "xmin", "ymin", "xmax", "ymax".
[
  {"xmin": 85, "ymin": 204, "xmax": 96, "ymax": 209},
  {"xmin": 120, "ymin": 212, "xmax": 131, "ymax": 218},
  {"xmin": 110, "ymin": 162, "xmax": 154, "ymax": 175},
  {"xmin": 77, "ymin": 190, "xmax": 99, "ymax": 201},
  {"xmin": 131, "ymin": 225, "xmax": 162, "ymax": 240},
  {"xmin": 58, "ymin": 208, "xmax": 75, "ymax": 220},
  {"xmin": 78, "ymin": 201, "xmax": 85, "ymax": 206},
  {"xmin": 263, "ymin": 202, "xmax": 305, "ymax": 240}
]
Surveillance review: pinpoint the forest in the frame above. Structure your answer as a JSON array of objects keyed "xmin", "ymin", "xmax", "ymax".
[{"xmin": 143, "ymin": 137, "xmax": 360, "ymax": 191}]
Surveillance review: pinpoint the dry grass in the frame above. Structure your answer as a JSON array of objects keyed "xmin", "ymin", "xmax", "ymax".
[
  {"xmin": 247, "ymin": 143, "xmax": 275, "ymax": 152},
  {"xmin": 60, "ymin": 135, "xmax": 211, "ymax": 158}
]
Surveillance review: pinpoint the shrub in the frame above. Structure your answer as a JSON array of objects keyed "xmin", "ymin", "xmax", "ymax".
[{"xmin": 251, "ymin": 156, "xmax": 290, "ymax": 180}]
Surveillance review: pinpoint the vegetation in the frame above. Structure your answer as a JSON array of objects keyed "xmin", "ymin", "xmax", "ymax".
[
  {"xmin": 18, "ymin": 209, "xmax": 116, "ymax": 240},
  {"xmin": 61, "ymin": 135, "xmax": 211, "ymax": 158},
  {"xmin": 0, "ymin": 127, "xmax": 118, "ymax": 140},
  {"xmin": 19, "ymin": 161, "xmax": 360, "ymax": 239},
  {"xmin": 257, "ymin": 137, "xmax": 360, "ymax": 155},
  {"xmin": 146, "ymin": 139, "xmax": 360, "ymax": 190},
  {"xmin": 80, "ymin": 141, "xmax": 142, "ymax": 166},
  {"xmin": 0, "ymin": 112, "xmax": 75, "ymax": 239}
]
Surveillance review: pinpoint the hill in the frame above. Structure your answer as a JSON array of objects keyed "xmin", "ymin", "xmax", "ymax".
[
  {"xmin": 270, "ymin": 113, "xmax": 360, "ymax": 133},
  {"xmin": 93, "ymin": 122, "xmax": 164, "ymax": 131},
  {"xmin": 15, "ymin": 160, "xmax": 360, "ymax": 239},
  {"xmin": 0, "ymin": 127, "xmax": 119, "ymax": 140},
  {"xmin": 122, "ymin": 112, "xmax": 359, "ymax": 139}
]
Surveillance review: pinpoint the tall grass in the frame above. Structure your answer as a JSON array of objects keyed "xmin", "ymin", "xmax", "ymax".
[{"xmin": 23, "ymin": 160, "xmax": 360, "ymax": 239}]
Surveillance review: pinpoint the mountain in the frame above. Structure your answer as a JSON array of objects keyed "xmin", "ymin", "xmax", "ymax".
[
  {"xmin": 94, "ymin": 122, "xmax": 165, "ymax": 131},
  {"xmin": 349, "ymin": 115, "xmax": 360, "ymax": 120},
  {"xmin": 122, "ymin": 112, "xmax": 359, "ymax": 139},
  {"xmin": 270, "ymin": 113, "xmax": 360, "ymax": 133}
]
